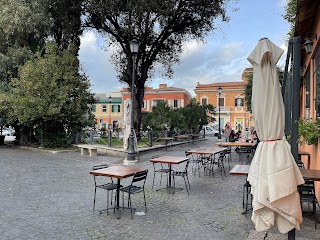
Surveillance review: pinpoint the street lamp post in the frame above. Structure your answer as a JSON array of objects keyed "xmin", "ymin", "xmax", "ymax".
[
  {"xmin": 127, "ymin": 39, "xmax": 139, "ymax": 161},
  {"xmin": 108, "ymin": 95, "xmax": 112, "ymax": 147},
  {"xmin": 218, "ymin": 86, "xmax": 222, "ymax": 139}
]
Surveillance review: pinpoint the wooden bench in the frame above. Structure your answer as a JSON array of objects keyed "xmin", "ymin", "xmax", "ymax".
[{"xmin": 78, "ymin": 145, "xmax": 98, "ymax": 157}]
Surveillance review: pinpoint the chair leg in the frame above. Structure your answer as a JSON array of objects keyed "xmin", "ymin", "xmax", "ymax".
[
  {"xmin": 314, "ymin": 200, "xmax": 317, "ymax": 229},
  {"xmin": 129, "ymin": 193, "xmax": 133, "ymax": 219},
  {"xmin": 93, "ymin": 187, "xmax": 97, "ymax": 212},
  {"xmin": 152, "ymin": 171, "xmax": 156, "ymax": 189},
  {"xmin": 106, "ymin": 190, "xmax": 109, "ymax": 215},
  {"xmin": 143, "ymin": 190, "xmax": 147, "ymax": 213},
  {"xmin": 186, "ymin": 174, "xmax": 191, "ymax": 189},
  {"xmin": 183, "ymin": 176, "xmax": 189, "ymax": 195},
  {"xmin": 159, "ymin": 172, "xmax": 163, "ymax": 186}
]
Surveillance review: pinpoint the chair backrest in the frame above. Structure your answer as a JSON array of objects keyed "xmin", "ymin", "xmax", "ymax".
[
  {"xmin": 218, "ymin": 151, "xmax": 225, "ymax": 160},
  {"xmin": 224, "ymin": 147, "xmax": 231, "ymax": 154},
  {"xmin": 184, "ymin": 159, "xmax": 190, "ymax": 173},
  {"xmin": 132, "ymin": 169, "xmax": 148, "ymax": 185},
  {"xmin": 92, "ymin": 164, "xmax": 108, "ymax": 171},
  {"xmin": 185, "ymin": 151, "xmax": 192, "ymax": 157},
  {"xmin": 298, "ymin": 179, "xmax": 315, "ymax": 198},
  {"xmin": 240, "ymin": 146, "xmax": 253, "ymax": 153},
  {"xmin": 92, "ymin": 164, "xmax": 113, "ymax": 184},
  {"xmin": 297, "ymin": 162, "xmax": 305, "ymax": 169}
]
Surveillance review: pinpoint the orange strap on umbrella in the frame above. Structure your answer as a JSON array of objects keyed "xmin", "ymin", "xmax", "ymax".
[{"xmin": 262, "ymin": 139, "xmax": 282, "ymax": 142}]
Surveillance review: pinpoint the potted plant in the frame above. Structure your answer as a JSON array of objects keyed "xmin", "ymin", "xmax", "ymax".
[{"xmin": 298, "ymin": 118, "xmax": 320, "ymax": 145}]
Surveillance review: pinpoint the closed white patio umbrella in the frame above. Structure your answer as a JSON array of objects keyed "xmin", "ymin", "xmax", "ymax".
[{"xmin": 247, "ymin": 38, "xmax": 305, "ymax": 234}]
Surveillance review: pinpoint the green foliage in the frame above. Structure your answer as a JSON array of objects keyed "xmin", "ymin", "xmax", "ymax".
[
  {"xmin": 6, "ymin": 41, "xmax": 96, "ymax": 147},
  {"xmin": 85, "ymin": 0, "xmax": 231, "ymax": 132},
  {"xmin": 243, "ymin": 68, "xmax": 283, "ymax": 113},
  {"xmin": 141, "ymin": 101, "xmax": 213, "ymax": 131},
  {"xmin": 298, "ymin": 118, "xmax": 320, "ymax": 145},
  {"xmin": 282, "ymin": 0, "xmax": 297, "ymax": 39},
  {"xmin": 243, "ymin": 71, "xmax": 253, "ymax": 112}
]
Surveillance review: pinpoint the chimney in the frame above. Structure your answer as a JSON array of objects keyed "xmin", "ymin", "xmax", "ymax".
[{"xmin": 159, "ymin": 84, "xmax": 167, "ymax": 89}]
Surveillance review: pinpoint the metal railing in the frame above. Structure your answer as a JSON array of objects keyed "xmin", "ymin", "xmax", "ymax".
[{"xmin": 80, "ymin": 129, "xmax": 205, "ymax": 148}]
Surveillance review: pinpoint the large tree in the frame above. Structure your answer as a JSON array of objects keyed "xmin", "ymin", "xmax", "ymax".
[
  {"xmin": 0, "ymin": 0, "xmax": 92, "ymax": 146},
  {"xmin": 84, "ymin": 0, "xmax": 230, "ymax": 132},
  {"xmin": 6, "ymin": 42, "xmax": 95, "ymax": 146}
]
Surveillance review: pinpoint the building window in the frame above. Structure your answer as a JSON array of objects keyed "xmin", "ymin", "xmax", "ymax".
[
  {"xmin": 112, "ymin": 105, "xmax": 120, "ymax": 113},
  {"xmin": 102, "ymin": 105, "xmax": 107, "ymax": 112},
  {"xmin": 218, "ymin": 97, "xmax": 224, "ymax": 107},
  {"xmin": 315, "ymin": 46, "xmax": 320, "ymax": 118},
  {"xmin": 153, "ymin": 100, "xmax": 164, "ymax": 106},
  {"xmin": 142, "ymin": 100, "xmax": 147, "ymax": 108},
  {"xmin": 92, "ymin": 105, "xmax": 96, "ymax": 112},
  {"xmin": 173, "ymin": 100, "xmax": 178, "ymax": 108},
  {"xmin": 235, "ymin": 98, "xmax": 244, "ymax": 107},
  {"xmin": 201, "ymin": 98, "xmax": 207, "ymax": 106},
  {"xmin": 306, "ymin": 68, "xmax": 310, "ymax": 118}
]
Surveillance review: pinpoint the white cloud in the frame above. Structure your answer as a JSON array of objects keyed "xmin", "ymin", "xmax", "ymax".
[{"xmin": 78, "ymin": 31, "xmax": 125, "ymax": 93}]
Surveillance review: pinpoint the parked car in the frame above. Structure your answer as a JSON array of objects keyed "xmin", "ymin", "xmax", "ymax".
[
  {"xmin": 0, "ymin": 128, "xmax": 14, "ymax": 136},
  {"xmin": 200, "ymin": 125, "xmax": 224, "ymax": 137}
]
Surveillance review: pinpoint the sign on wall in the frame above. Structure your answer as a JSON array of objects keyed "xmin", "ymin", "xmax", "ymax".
[{"xmin": 235, "ymin": 118, "xmax": 244, "ymax": 131}]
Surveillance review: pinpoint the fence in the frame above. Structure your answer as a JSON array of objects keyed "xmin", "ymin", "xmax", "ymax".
[{"xmin": 79, "ymin": 129, "xmax": 204, "ymax": 148}]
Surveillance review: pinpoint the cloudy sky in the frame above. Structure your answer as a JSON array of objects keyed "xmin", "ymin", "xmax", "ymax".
[{"xmin": 78, "ymin": 0, "xmax": 290, "ymax": 96}]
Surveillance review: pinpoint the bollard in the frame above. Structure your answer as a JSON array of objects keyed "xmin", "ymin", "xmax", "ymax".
[
  {"xmin": 108, "ymin": 130, "xmax": 112, "ymax": 147},
  {"xmin": 148, "ymin": 129, "xmax": 153, "ymax": 147}
]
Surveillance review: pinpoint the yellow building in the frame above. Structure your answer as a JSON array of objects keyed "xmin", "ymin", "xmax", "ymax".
[
  {"xmin": 93, "ymin": 91, "xmax": 123, "ymax": 130},
  {"xmin": 194, "ymin": 68, "xmax": 253, "ymax": 133}
]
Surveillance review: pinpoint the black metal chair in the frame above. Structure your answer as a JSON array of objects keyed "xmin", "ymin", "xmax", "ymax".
[
  {"xmin": 151, "ymin": 155, "xmax": 171, "ymax": 189},
  {"xmin": 172, "ymin": 159, "xmax": 191, "ymax": 195},
  {"xmin": 185, "ymin": 151, "xmax": 201, "ymax": 176},
  {"xmin": 92, "ymin": 164, "xmax": 118, "ymax": 214},
  {"xmin": 224, "ymin": 147, "xmax": 232, "ymax": 170},
  {"xmin": 120, "ymin": 169, "xmax": 148, "ymax": 219},
  {"xmin": 243, "ymin": 181, "xmax": 252, "ymax": 214},
  {"xmin": 239, "ymin": 146, "xmax": 254, "ymax": 164},
  {"xmin": 298, "ymin": 179, "xmax": 317, "ymax": 229}
]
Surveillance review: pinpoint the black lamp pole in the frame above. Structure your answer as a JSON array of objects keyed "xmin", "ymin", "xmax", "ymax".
[
  {"xmin": 218, "ymin": 86, "xmax": 222, "ymax": 139},
  {"xmin": 108, "ymin": 95, "xmax": 112, "ymax": 147},
  {"xmin": 127, "ymin": 39, "xmax": 139, "ymax": 161}
]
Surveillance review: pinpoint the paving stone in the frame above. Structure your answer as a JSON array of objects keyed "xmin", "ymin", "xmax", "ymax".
[{"xmin": 0, "ymin": 138, "xmax": 319, "ymax": 239}]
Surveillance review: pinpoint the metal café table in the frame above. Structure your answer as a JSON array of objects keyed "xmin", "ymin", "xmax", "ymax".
[
  {"xmin": 90, "ymin": 165, "xmax": 143, "ymax": 219},
  {"xmin": 150, "ymin": 156, "xmax": 188, "ymax": 193},
  {"xmin": 186, "ymin": 147, "xmax": 226, "ymax": 176},
  {"xmin": 229, "ymin": 164, "xmax": 251, "ymax": 213},
  {"xmin": 229, "ymin": 165, "xmax": 320, "ymax": 213},
  {"xmin": 218, "ymin": 142, "xmax": 255, "ymax": 163},
  {"xmin": 230, "ymin": 164, "xmax": 320, "ymax": 180}
]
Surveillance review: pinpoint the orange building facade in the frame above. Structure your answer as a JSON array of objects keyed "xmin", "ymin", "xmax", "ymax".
[
  {"xmin": 93, "ymin": 84, "xmax": 192, "ymax": 130},
  {"xmin": 194, "ymin": 69, "xmax": 253, "ymax": 134},
  {"xmin": 295, "ymin": 0, "xmax": 320, "ymax": 198},
  {"xmin": 122, "ymin": 84, "xmax": 192, "ymax": 112}
]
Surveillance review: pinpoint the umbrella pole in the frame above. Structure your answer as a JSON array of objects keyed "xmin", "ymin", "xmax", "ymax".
[{"xmin": 288, "ymin": 229, "xmax": 295, "ymax": 239}]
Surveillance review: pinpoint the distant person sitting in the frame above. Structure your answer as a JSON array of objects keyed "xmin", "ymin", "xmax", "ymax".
[
  {"xmin": 229, "ymin": 130, "xmax": 237, "ymax": 142},
  {"xmin": 252, "ymin": 130, "xmax": 260, "ymax": 151},
  {"xmin": 236, "ymin": 130, "xmax": 242, "ymax": 140}
]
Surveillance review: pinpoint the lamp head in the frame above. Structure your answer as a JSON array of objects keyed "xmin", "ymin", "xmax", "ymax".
[
  {"xmin": 129, "ymin": 39, "xmax": 140, "ymax": 54},
  {"xmin": 218, "ymin": 86, "xmax": 222, "ymax": 94},
  {"xmin": 304, "ymin": 39, "xmax": 313, "ymax": 54}
]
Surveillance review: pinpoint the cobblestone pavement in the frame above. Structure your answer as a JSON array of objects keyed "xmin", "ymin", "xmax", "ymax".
[{"xmin": 0, "ymin": 138, "xmax": 319, "ymax": 240}]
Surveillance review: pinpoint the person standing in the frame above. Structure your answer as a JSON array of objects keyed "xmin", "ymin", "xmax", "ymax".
[{"xmin": 224, "ymin": 122, "xmax": 231, "ymax": 142}]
